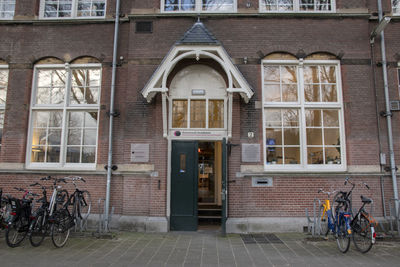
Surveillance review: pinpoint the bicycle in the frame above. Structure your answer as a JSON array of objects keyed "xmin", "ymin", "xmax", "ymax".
[
  {"xmin": 316, "ymin": 185, "xmax": 352, "ymax": 253},
  {"xmin": 29, "ymin": 176, "xmax": 69, "ymax": 247},
  {"xmin": 0, "ymin": 188, "xmax": 11, "ymax": 229},
  {"xmin": 5, "ymin": 187, "xmax": 37, "ymax": 248},
  {"xmin": 350, "ymin": 182, "xmax": 378, "ymax": 253},
  {"xmin": 64, "ymin": 176, "xmax": 91, "ymax": 232},
  {"xmin": 318, "ymin": 188, "xmax": 337, "ymax": 236}
]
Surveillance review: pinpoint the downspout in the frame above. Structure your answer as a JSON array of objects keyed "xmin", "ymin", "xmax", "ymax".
[
  {"xmin": 370, "ymin": 34, "xmax": 386, "ymax": 217},
  {"xmin": 377, "ymin": 0, "xmax": 399, "ymax": 216},
  {"xmin": 105, "ymin": 0, "xmax": 121, "ymax": 232}
]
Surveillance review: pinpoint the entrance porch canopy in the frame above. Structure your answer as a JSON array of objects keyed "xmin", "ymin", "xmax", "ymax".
[{"xmin": 141, "ymin": 21, "xmax": 254, "ymax": 103}]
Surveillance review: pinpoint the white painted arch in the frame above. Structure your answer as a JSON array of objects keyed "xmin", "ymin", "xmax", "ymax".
[{"xmin": 141, "ymin": 45, "xmax": 253, "ymax": 103}]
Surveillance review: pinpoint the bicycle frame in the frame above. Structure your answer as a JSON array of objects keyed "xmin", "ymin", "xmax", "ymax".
[{"xmin": 351, "ymin": 203, "xmax": 377, "ymax": 244}]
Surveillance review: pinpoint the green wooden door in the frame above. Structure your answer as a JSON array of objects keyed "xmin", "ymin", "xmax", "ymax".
[{"xmin": 170, "ymin": 141, "xmax": 198, "ymax": 231}]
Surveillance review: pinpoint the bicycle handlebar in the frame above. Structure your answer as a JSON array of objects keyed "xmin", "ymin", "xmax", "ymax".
[{"xmin": 318, "ymin": 189, "xmax": 337, "ymax": 196}]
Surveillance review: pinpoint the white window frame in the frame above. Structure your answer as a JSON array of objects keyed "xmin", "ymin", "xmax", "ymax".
[
  {"xmin": 161, "ymin": 0, "xmax": 237, "ymax": 13},
  {"xmin": 393, "ymin": 0, "xmax": 400, "ymax": 15},
  {"xmin": 0, "ymin": 0, "xmax": 15, "ymax": 19},
  {"xmin": 0, "ymin": 65, "xmax": 8, "ymax": 148},
  {"xmin": 262, "ymin": 58, "xmax": 346, "ymax": 172},
  {"xmin": 39, "ymin": 0, "xmax": 107, "ymax": 19},
  {"xmin": 26, "ymin": 63, "xmax": 101, "ymax": 170},
  {"xmin": 259, "ymin": 0, "xmax": 335, "ymax": 13},
  {"xmin": 169, "ymin": 96, "xmax": 228, "ymax": 130}
]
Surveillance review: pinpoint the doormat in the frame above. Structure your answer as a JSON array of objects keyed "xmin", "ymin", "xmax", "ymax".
[{"xmin": 240, "ymin": 234, "xmax": 283, "ymax": 244}]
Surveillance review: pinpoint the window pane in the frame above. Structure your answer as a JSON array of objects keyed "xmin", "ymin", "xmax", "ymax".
[
  {"xmin": 282, "ymin": 84, "xmax": 297, "ymax": 101},
  {"xmin": 324, "ymin": 128, "xmax": 340, "ymax": 145},
  {"xmin": 320, "ymin": 66, "xmax": 336, "ymax": 83},
  {"xmin": 325, "ymin": 147, "xmax": 341, "ymax": 164},
  {"xmin": 305, "ymin": 109, "xmax": 322, "ymax": 127},
  {"xmin": 304, "ymin": 66, "xmax": 319, "ymax": 83},
  {"xmin": 71, "ymin": 69, "xmax": 100, "ymax": 104},
  {"xmin": 68, "ymin": 129, "xmax": 81, "ymax": 145},
  {"xmin": 264, "ymin": 65, "xmax": 298, "ymax": 102},
  {"xmin": 165, "ymin": 0, "xmax": 195, "ymax": 11},
  {"xmin": 0, "ymin": 69, "xmax": 8, "ymax": 104},
  {"xmin": 172, "ymin": 100, "xmax": 187, "ymax": 128},
  {"xmin": 190, "ymin": 100, "xmax": 206, "ymax": 128},
  {"xmin": 202, "ymin": 0, "xmax": 234, "ymax": 11},
  {"xmin": 264, "ymin": 84, "xmax": 280, "ymax": 102},
  {"xmin": 46, "ymin": 146, "xmax": 60, "ymax": 162},
  {"xmin": 266, "ymin": 147, "xmax": 282, "ymax": 164},
  {"xmin": 323, "ymin": 110, "xmax": 339, "ymax": 127},
  {"xmin": 77, "ymin": 0, "xmax": 105, "ymax": 17},
  {"xmin": 82, "ymin": 147, "xmax": 95, "ymax": 163},
  {"xmin": 83, "ymin": 129, "xmax": 96, "ymax": 145},
  {"xmin": 306, "ymin": 128, "xmax": 322, "ymax": 145},
  {"xmin": 284, "ymin": 128, "xmax": 299, "ymax": 145},
  {"xmin": 31, "ymin": 146, "xmax": 45, "ymax": 162},
  {"xmin": 264, "ymin": 66, "xmax": 279, "ymax": 83},
  {"xmin": 394, "ymin": 0, "xmax": 400, "ymax": 14},
  {"xmin": 66, "ymin": 147, "xmax": 80, "ymax": 163},
  {"xmin": 44, "ymin": 0, "xmax": 72, "ymax": 18},
  {"xmin": 266, "ymin": 128, "xmax": 282, "ymax": 146},
  {"xmin": 304, "ymin": 84, "xmax": 320, "ymax": 102},
  {"xmin": 261, "ymin": 0, "xmax": 293, "ymax": 11},
  {"xmin": 0, "ymin": 0, "xmax": 15, "ymax": 18},
  {"xmin": 265, "ymin": 109, "xmax": 281, "ymax": 127},
  {"xmin": 208, "ymin": 100, "xmax": 224, "ymax": 128},
  {"xmin": 36, "ymin": 69, "xmax": 66, "ymax": 105},
  {"xmin": 321, "ymin": 84, "xmax": 337, "ymax": 102},
  {"xmin": 282, "ymin": 109, "xmax": 299, "ymax": 126},
  {"xmin": 48, "ymin": 129, "xmax": 61, "ymax": 146},
  {"xmin": 308, "ymin": 147, "xmax": 323, "ymax": 164},
  {"xmin": 284, "ymin": 147, "xmax": 300, "ymax": 164}
]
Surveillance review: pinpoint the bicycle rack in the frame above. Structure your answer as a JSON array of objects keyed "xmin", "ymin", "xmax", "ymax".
[
  {"xmin": 387, "ymin": 198, "xmax": 400, "ymax": 237},
  {"xmin": 97, "ymin": 198, "xmax": 114, "ymax": 233},
  {"xmin": 305, "ymin": 198, "xmax": 321, "ymax": 237}
]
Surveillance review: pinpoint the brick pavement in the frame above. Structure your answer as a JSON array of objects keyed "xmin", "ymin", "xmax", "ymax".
[{"xmin": 0, "ymin": 231, "xmax": 399, "ymax": 267}]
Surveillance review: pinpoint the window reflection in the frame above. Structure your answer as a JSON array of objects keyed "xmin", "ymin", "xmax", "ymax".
[
  {"xmin": 172, "ymin": 100, "xmax": 188, "ymax": 128},
  {"xmin": 208, "ymin": 100, "xmax": 224, "ymax": 128},
  {"xmin": 190, "ymin": 100, "xmax": 206, "ymax": 128},
  {"xmin": 0, "ymin": 0, "xmax": 15, "ymax": 19},
  {"xmin": 264, "ymin": 65, "xmax": 298, "ymax": 102},
  {"xmin": 394, "ymin": 0, "xmax": 400, "ymax": 14},
  {"xmin": 261, "ymin": 0, "xmax": 294, "ymax": 11},
  {"xmin": 265, "ymin": 109, "xmax": 300, "ymax": 165}
]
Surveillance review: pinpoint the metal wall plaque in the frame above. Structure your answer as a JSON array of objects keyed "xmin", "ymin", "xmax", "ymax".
[
  {"xmin": 131, "ymin": 144, "xmax": 149, "ymax": 162},
  {"xmin": 242, "ymin": 143, "xmax": 260, "ymax": 163}
]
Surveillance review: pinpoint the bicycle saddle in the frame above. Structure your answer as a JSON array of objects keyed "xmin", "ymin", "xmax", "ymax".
[{"xmin": 361, "ymin": 195, "xmax": 372, "ymax": 204}]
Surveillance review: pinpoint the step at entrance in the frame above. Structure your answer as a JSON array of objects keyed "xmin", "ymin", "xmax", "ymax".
[{"xmin": 198, "ymin": 205, "xmax": 221, "ymax": 225}]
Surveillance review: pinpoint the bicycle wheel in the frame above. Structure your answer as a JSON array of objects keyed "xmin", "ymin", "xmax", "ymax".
[
  {"xmin": 336, "ymin": 216, "xmax": 350, "ymax": 253},
  {"xmin": 352, "ymin": 215, "xmax": 373, "ymax": 253},
  {"xmin": 319, "ymin": 205, "xmax": 329, "ymax": 236},
  {"xmin": 5, "ymin": 217, "xmax": 28, "ymax": 248},
  {"xmin": 29, "ymin": 212, "xmax": 48, "ymax": 247},
  {"xmin": 51, "ymin": 209, "xmax": 71, "ymax": 248}
]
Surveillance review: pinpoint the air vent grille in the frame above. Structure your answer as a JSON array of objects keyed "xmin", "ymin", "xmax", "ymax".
[{"xmin": 136, "ymin": 21, "xmax": 152, "ymax": 33}]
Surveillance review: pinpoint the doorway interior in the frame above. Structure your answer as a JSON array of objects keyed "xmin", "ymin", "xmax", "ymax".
[{"xmin": 198, "ymin": 141, "xmax": 222, "ymax": 229}]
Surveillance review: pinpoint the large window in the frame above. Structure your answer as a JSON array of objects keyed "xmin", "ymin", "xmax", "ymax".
[
  {"xmin": 0, "ymin": 0, "xmax": 15, "ymax": 19},
  {"xmin": 0, "ymin": 64, "xmax": 8, "ymax": 148},
  {"xmin": 262, "ymin": 54, "xmax": 345, "ymax": 171},
  {"xmin": 394, "ymin": 0, "xmax": 400, "ymax": 15},
  {"xmin": 27, "ymin": 61, "xmax": 101, "ymax": 169},
  {"xmin": 260, "ymin": 0, "xmax": 335, "ymax": 12},
  {"xmin": 163, "ymin": 0, "xmax": 236, "ymax": 13},
  {"xmin": 40, "ymin": 0, "xmax": 106, "ymax": 19}
]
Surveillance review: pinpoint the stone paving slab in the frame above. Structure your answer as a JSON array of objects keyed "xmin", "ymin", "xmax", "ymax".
[{"xmin": 0, "ymin": 231, "xmax": 399, "ymax": 266}]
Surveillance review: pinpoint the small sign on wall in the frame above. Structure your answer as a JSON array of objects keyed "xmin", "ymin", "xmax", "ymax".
[
  {"xmin": 131, "ymin": 144, "xmax": 149, "ymax": 162},
  {"xmin": 252, "ymin": 177, "xmax": 273, "ymax": 187},
  {"xmin": 242, "ymin": 143, "xmax": 260, "ymax": 163}
]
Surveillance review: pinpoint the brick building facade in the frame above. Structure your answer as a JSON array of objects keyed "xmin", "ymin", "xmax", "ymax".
[{"xmin": 0, "ymin": 0, "xmax": 399, "ymax": 232}]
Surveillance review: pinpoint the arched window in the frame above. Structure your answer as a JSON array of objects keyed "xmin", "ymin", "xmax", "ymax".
[
  {"xmin": 262, "ymin": 52, "xmax": 345, "ymax": 171},
  {"xmin": 27, "ymin": 57, "xmax": 102, "ymax": 169}
]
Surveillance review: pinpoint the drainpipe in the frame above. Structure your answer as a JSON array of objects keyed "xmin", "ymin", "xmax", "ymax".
[
  {"xmin": 377, "ymin": 0, "xmax": 399, "ymax": 216},
  {"xmin": 105, "ymin": 0, "xmax": 121, "ymax": 232}
]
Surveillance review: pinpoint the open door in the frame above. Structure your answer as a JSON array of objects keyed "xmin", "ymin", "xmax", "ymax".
[{"xmin": 170, "ymin": 141, "xmax": 198, "ymax": 231}]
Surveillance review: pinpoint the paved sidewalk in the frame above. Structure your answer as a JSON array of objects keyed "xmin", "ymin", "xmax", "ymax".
[{"xmin": 0, "ymin": 231, "xmax": 399, "ymax": 267}]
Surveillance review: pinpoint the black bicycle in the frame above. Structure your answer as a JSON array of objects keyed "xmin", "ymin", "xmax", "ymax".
[
  {"xmin": 0, "ymin": 188, "xmax": 11, "ymax": 229},
  {"xmin": 29, "ymin": 176, "xmax": 70, "ymax": 248},
  {"xmin": 65, "ymin": 176, "xmax": 91, "ymax": 231},
  {"xmin": 5, "ymin": 187, "xmax": 37, "ymax": 248}
]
